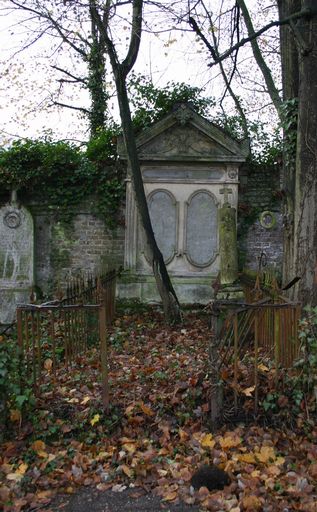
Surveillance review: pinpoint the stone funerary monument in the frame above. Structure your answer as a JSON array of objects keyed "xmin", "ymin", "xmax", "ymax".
[{"xmin": 118, "ymin": 103, "xmax": 249, "ymax": 303}]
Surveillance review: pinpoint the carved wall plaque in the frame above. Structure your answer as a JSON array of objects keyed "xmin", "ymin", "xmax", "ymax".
[
  {"xmin": 185, "ymin": 191, "xmax": 218, "ymax": 267},
  {"xmin": 147, "ymin": 190, "xmax": 177, "ymax": 263}
]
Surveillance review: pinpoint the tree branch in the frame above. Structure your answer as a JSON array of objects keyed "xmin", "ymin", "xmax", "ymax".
[
  {"xmin": 8, "ymin": 0, "xmax": 88, "ymax": 58},
  {"xmin": 207, "ymin": 7, "xmax": 315, "ymax": 68},
  {"xmin": 121, "ymin": 0, "xmax": 143, "ymax": 75},
  {"xmin": 51, "ymin": 65, "xmax": 87, "ymax": 84},
  {"xmin": 236, "ymin": 0, "xmax": 282, "ymax": 113},
  {"xmin": 50, "ymin": 100, "xmax": 90, "ymax": 114}
]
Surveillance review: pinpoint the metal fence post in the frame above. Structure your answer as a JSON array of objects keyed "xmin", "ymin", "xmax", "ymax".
[{"xmin": 99, "ymin": 303, "xmax": 109, "ymax": 412}]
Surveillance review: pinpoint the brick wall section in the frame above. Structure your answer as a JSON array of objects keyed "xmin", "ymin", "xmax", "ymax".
[
  {"xmin": 238, "ymin": 165, "xmax": 283, "ymax": 272},
  {"xmin": 30, "ymin": 200, "xmax": 125, "ymax": 297},
  {"xmin": 241, "ymin": 214, "xmax": 283, "ymax": 271},
  {"xmin": 71, "ymin": 213, "xmax": 125, "ymax": 273}
]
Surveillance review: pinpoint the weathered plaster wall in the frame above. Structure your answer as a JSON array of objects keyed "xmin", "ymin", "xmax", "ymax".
[{"xmin": 238, "ymin": 165, "xmax": 283, "ymax": 272}]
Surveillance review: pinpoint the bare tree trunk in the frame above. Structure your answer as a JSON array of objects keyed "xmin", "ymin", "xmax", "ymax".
[
  {"xmin": 115, "ymin": 71, "xmax": 182, "ymax": 323},
  {"xmin": 92, "ymin": 0, "xmax": 181, "ymax": 323},
  {"xmin": 237, "ymin": 0, "xmax": 282, "ymax": 113}
]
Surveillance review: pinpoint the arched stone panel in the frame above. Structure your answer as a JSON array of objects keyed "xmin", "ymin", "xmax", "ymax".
[
  {"xmin": 147, "ymin": 189, "xmax": 178, "ymax": 264},
  {"xmin": 185, "ymin": 190, "xmax": 218, "ymax": 267}
]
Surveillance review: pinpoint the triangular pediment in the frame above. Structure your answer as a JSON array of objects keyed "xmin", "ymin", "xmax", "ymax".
[{"xmin": 118, "ymin": 104, "xmax": 249, "ymax": 163}]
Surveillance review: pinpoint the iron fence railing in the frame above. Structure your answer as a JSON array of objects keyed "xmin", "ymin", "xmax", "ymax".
[
  {"xmin": 16, "ymin": 269, "xmax": 119, "ymax": 410},
  {"xmin": 212, "ymin": 299, "xmax": 301, "ymax": 415}
]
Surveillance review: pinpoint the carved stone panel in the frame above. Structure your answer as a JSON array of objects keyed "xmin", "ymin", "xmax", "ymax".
[
  {"xmin": 148, "ymin": 190, "xmax": 177, "ymax": 264},
  {"xmin": 0, "ymin": 203, "xmax": 34, "ymax": 323},
  {"xmin": 139, "ymin": 125, "xmax": 234, "ymax": 160},
  {"xmin": 185, "ymin": 191, "xmax": 218, "ymax": 267}
]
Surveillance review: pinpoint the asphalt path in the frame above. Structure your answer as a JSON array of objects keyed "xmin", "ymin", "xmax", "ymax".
[{"xmin": 48, "ymin": 487, "xmax": 200, "ymax": 512}]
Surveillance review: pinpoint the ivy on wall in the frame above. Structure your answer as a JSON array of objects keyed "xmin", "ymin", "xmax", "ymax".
[
  {"xmin": 0, "ymin": 127, "xmax": 124, "ymax": 228},
  {"xmin": 0, "ymin": 78, "xmax": 284, "ymax": 233}
]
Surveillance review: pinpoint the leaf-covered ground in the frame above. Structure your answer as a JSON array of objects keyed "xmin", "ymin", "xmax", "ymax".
[{"xmin": 1, "ymin": 309, "xmax": 317, "ymax": 511}]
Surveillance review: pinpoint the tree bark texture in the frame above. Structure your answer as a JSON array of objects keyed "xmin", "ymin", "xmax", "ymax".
[
  {"xmin": 278, "ymin": 0, "xmax": 301, "ymax": 289},
  {"xmin": 293, "ymin": 2, "xmax": 317, "ymax": 304}
]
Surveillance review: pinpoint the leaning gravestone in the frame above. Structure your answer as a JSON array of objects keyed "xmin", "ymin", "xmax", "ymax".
[{"xmin": 0, "ymin": 194, "xmax": 34, "ymax": 324}]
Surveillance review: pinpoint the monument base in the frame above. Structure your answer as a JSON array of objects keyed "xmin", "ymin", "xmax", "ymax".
[
  {"xmin": 217, "ymin": 283, "xmax": 245, "ymax": 301},
  {"xmin": 117, "ymin": 271, "xmax": 216, "ymax": 304}
]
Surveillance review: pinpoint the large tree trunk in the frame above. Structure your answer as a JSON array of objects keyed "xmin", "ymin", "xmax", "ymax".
[
  {"xmin": 278, "ymin": 0, "xmax": 301, "ymax": 290},
  {"xmin": 293, "ymin": 1, "xmax": 317, "ymax": 304},
  {"xmin": 92, "ymin": 0, "xmax": 182, "ymax": 323},
  {"xmin": 115, "ymin": 70, "xmax": 182, "ymax": 323}
]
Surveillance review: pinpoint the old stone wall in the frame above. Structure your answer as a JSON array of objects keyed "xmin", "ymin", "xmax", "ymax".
[
  {"xmin": 238, "ymin": 165, "xmax": 283, "ymax": 272},
  {"xmin": 0, "ymin": 163, "xmax": 282, "ymax": 306}
]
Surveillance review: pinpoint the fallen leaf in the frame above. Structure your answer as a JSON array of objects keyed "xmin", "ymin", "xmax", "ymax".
[
  {"xmin": 241, "ymin": 495, "xmax": 262, "ymax": 510},
  {"xmin": 32, "ymin": 440, "xmax": 46, "ymax": 452},
  {"xmin": 120, "ymin": 464, "xmax": 133, "ymax": 477},
  {"xmin": 201, "ymin": 433, "xmax": 216, "ymax": 449},
  {"xmin": 255, "ymin": 446, "xmax": 276, "ymax": 463},
  {"xmin": 238, "ymin": 453, "xmax": 256, "ymax": 464},
  {"xmin": 17, "ymin": 463, "xmax": 28, "ymax": 475},
  {"xmin": 220, "ymin": 433, "xmax": 242, "ymax": 449},
  {"xmin": 6, "ymin": 462, "xmax": 28, "ymax": 481},
  {"xmin": 90, "ymin": 414, "xmax": 100, "ymax": 426},
  {"xmin": 162, "ymin": 491, "xmax": 178, "ymax": 502},
  {"xmin": 6, "ymin": 472, "xmax": 24, "ymax": 482},
  {"xmin": 140, "ymin": 402, "xmax": 155, "ymax": 416},
  {"xmin": 10, "ymin": 409, "xmax": 21, "ymax": 423},
  {"xmin": 122, "ymin": 442, "xmax": 137, "ymax": 454},
  {"xmin": 112, "ymin": 484, "xmax": 127, "ymax": 492},
  {"xmin": 258, "ymin": 363, "xmax": 269, "ymax": 372},
  {"xmin": 242, "ymin": 386, "xmax": 256, "ymax": 397},
  {"xmin": 44, "ymin": 358, "xmax": 53, "ymax": 371}
]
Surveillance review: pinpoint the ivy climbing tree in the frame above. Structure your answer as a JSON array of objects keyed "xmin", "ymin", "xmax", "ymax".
[{"xmin": 5, "ymin": 0, "xmax": 111, "ymax": 138}]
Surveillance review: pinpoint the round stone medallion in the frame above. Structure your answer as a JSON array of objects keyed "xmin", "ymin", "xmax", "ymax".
[
  {"xmin": 4, "ymin": 210, "xmax": 22, "ymax": 229},
  {"xmin": 228, "ymin": 169, "xmax": 237, "ymax": 179},
  {"xmin": 259, "ymin": 210, "xmax": 276, "ymax": 230}
]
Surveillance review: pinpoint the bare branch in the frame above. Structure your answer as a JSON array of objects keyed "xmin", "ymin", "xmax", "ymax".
[
  {"xmin": 7, "ymin": 0, "xmax": 88, "ymax": 58},
  {"xmin": 122, "ymin": 0, "xmax": 143, "ymax": 75},
  {"xmin": 236, "ymin": 0, "xmax": 282, "ymax": 113},
  {"xmin": 50, "ymin": 100, "xmax": 90, "ymax": 114},
  {"xmin": 51, "ymin": 65, "xmax": 87, "ymax": 84},
  {"xmin": 207, "ymin": 7, "xmax": 315, "ymax": 68}
]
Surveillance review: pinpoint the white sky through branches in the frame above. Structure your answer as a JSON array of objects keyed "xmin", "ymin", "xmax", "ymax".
[{"xmin": 0, "ymin": 0, "xmax": 281, "ymax": 146}]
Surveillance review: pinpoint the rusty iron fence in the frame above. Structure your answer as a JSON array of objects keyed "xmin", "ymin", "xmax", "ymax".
[
  {"xmin": 16, "ymin": 270, "xmax": 119, "ymax": 410},
  {"xmin": 212, "ymin": 298, "xmax": 301, "ymax": 415},
  {"xmin": 209, "ymin": 263, "xmax": 302, "ymax": 417}
]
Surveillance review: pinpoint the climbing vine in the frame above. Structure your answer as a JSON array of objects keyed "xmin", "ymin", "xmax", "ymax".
[
  {"xmin": 0, "ymin": 128, "xmax": 124, "ymax": 228},
  {"xmin": 279, "ymin": 98, "xmax": 298, "ymax": 168},
  {"xmin": 0, "ymin": 78, "xmax": 283, "ymax": 232}
]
